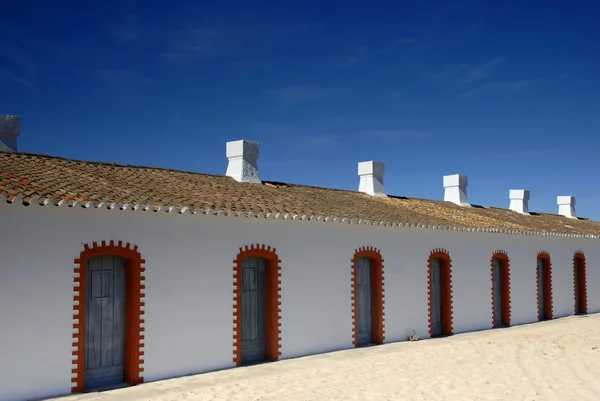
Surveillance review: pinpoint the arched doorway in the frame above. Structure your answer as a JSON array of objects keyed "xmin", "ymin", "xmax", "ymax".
[
  {"xmin": 233, "ymin": 244, "xmax": 282, "ymax": 366},
  {"xmin": 536, "ymin": 252, "xmax": 553, "ymax": 321},
  {"xmin": 573, "ymin": 253, "xmax": 588, "ymax": 315},
  {"xmin": 351, "ymin": 247, "xmax": 384, "ymax": 347},
  {"xmin": 491, "ymin": 251, "xmax": 511, "ymax": 328},
  {"xmin": 72, "ymin": 241, "xmax": 145, "ymax": 393},
  {"xmin": 428, "ymin": 249, "xmax": 454, "ymax": 337}
]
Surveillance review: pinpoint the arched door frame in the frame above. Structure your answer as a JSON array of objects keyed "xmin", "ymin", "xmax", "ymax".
[
  {"xmin": 232, "ymin": 244, "xmax": 282, "ymax": 366},
  {"xmin": 573, "ymin": 252, "xmax": 588, "ymax": 315},
  {"xmin": 536, "ymin": 252, "xmax": 553, "ymax": 321},
  {"xmin": 72, "ymin": 240, "xmax": 145, "ymax": 393},
  {"xmin": 427, "ymin": 249, "xmax": 454, "ymax": 337},
  {"xmin": 490, "ymin": 251, "xmax": 511, "ymax": 327},
  {"xmin": 351, "ymin": 246, "xmax": 385, "ymax": 347}
]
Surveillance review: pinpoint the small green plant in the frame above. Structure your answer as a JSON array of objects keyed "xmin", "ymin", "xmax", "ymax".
[{"xmin": 407, "ymin": 329, "xmax": 419, "ymax": 342}]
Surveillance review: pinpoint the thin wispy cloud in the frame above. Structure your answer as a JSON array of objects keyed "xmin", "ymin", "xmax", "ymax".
[
  {"xmin": 338, "ymin": 57, "xmax": 360, "ymax": 67},
  {"xmin": 91, "ymin": 68, "xmax": 155, "ymax": 98},
  {"xmin": 467, "ymin": 148, "xmax": 560, "ymax": 161},
  {"xmin": 109, "ymin": 23, "xmax": 141, "ymax": 44},
  {"xmin": 432, "ymin": 57, "xmax": 504, "ymax": 86},
  {"xmin": 431, "ymin": 63, "xmax": 467, "ymax": 81},
  {"xmin": 359, "ymin": 129, "xmax": 434, "ymax": 139},
  {"xmin": 459, "ymin": 57, "xmax": 505, "ymax": 84},
  {"xmin": 171, "ymin": 113, "xmax": 199, "ymax": 126},
  {"xmin": 0, "ymin": 44, "xmax": 37, "ymax": 86},
  {"xmin": 459, "ymin": 74, "xmax": 569, "ymax": 97},
  {"xmin": 322, "ymin": 56, "xmax": 361, "ymax": 68},
  {"xmin": 377, "ymin": 37, "xmax": 424, "ymax": 55},
  {"xmin": 323, "ymin": 43, "xmax": 373, "ymax": 68},
  {"xmin": 92, "ymin": 68, "xmax": 154, "ymax": 86},
  {"xmin": 228, "ymin": 119, "xmax": 354, "ymax": 147},
  {"xmin": 159, "ymin": 25, "xmax": 230, "ymax": 59},
  {"xmin": 226, "ymin": 60, "xmax": 273, "ymax": 70},
  {"xmin": 298, "ymin": 128, "xmax": 433, "ymax": 147},
  {"xmin": 395, "ymin": 37, "xmax": 416, "ymax": 44},
  {"xmin": 304, "ymin": 136, "xmax": 340, "ymax": 146},
  {"xmin": 0, "ymin": 66, "xmax": 32, "ymax": 86},
  {"xmin": 271, "ymin": 85, "xmax": 344, "ymax": 104}
]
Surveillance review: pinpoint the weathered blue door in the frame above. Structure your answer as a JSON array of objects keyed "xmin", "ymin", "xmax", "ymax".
[
  {"xmin": 574, "ymin": 258, "xmax": 582, "ymax": 314},
  {"xmin": 430, "ymin": 258, "xmax": 442, "ymax": 337},
  {"xmin": 356, "ymin": 257, "xmax": 372, "ymax": 346},
  {"xmin": 241, "ymin": 257, "xmax": 267, "ymax": 365},
  {"xmin": 537, "ymin": 258, "xmax": 546, "ymax": 320},
  {"xmin": 85, "ymin": 255, "xmax": 126, "ymax": 389},
  {"xmin": 493, "ymin": 259, "xmax": 503, "ymax": 327}
]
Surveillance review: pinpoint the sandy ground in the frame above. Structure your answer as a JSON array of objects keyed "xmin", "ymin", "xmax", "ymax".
[{"xmin": 50, "ymin": 314, "xmax": 600, "ymax": 401}]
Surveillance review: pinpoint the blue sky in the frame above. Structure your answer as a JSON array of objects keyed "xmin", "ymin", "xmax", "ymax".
[{"xmin": 2, "ymin": 1, "xmax": 600, "ymax": 219}]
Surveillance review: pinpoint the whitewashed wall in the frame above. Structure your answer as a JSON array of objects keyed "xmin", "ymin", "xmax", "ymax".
[{"xmin": 0, "ymin": 201, "xmax": 599, "ymax": 401}]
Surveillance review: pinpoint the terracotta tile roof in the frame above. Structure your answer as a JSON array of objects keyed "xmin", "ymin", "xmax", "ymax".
[{"xmin": 1, "ymin": 151, "xmax": 599, "ymax": 236}]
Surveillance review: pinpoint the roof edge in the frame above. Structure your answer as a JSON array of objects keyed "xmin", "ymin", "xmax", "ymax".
[
  {"xmin": 2, "ymin": 151, "xmax": 592, "ymax": 219},
  {"xmin": 2, "ymin": 195, "xmax": 598, "ymax": 240}
]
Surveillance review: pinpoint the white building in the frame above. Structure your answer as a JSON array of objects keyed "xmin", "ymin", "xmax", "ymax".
[{"xmin": 0, "ymin": 115, "xmax": 598, "ymax": 401}]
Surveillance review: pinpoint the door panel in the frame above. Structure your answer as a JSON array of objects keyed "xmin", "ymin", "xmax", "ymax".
[
  {"xmin": 493, "ymin": 259, "xmax": 503, "ymax": 327},
  {"xmin": 431, "ymin": 258, "xmax": 442, "ymax": 337},
  {"xmin": 356, "ymin": 257, "xmax": 372, "ymax": 346},
  {"xmin": 85, "ymin": 255, "xmax": 126, "ymax": 389},
  {"xmin": 537, "ymin": 258, "xmax": 546, "ymax": 320},
  {"xmin": 241, "ymin": 257, "xmax": 267, "ymax": 365},
  {"xmin": 574, "ymin": 259, "xmax": 580, "ymax": 313}
]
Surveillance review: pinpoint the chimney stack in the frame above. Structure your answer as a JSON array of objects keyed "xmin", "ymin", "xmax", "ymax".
[
  {"xmin": 358, "ymin": 161, "xmax": 386, "ymax": 197},
  {"xmin": 443, "ymin": 174, "xmax": 469, "ymax": 206},
  {"xmin": 557, "ymin": 196, "xmax": 576, "ymax": 219},
  {"xmin": 226, "ymin": 140, "xmax": 261, "ymax": 183},
  {"xmin": 509, "ymin": 189, "xmax": 530, "ymax": 215},
  {"xmin": 0, "ymin": 114, "xmax": 20, "ymax": 152}
]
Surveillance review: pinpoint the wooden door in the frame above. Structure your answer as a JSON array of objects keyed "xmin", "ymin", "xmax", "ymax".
[
  {"xmin": 241, "ymin": 257, "xmax": 267, "ymax": 365},
  {"xmin": 574, "ymin": 258, "xmax": 586, "ymax": 314},
  {"xmin": 85, "ymin": 255, "xmax": 126, "ymax": 389},
  {"xmin": 356, "ymin": 257, "xmax": 372, "ymax": 346},
  {"xmin": 574, "ymin": 259, "xmax": 581, "ymax": 313},
  {"xmin": 493, "ymin": 259, "xmax": 503, "ymax": 327},
  {"xmin": 430, "ymin": 258, "xmax": 442, "ymax": 337},
  {"xmin": 537, "ymin": 258, "xmax": 547, "ymax": 320}
]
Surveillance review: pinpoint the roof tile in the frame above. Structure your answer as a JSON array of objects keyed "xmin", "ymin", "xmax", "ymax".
[{"xmin": 1, "ymin": 151, "xmax": 600, "ymax": 236}]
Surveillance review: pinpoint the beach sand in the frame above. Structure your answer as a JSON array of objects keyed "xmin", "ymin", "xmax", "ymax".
[{"xmin": 52, "ymin": 314, "xmax": 600, "ymax": 401}]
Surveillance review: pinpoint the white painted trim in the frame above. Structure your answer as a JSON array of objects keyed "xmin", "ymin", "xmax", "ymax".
[{"xmin": 1, "ymin": 195, "xmax": 598, "ymax": 240}]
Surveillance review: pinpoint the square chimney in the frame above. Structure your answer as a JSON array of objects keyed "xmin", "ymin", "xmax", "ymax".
[
  {"xmin": 358, "ymin": 161, "xmax": 386, "ymax": 197},
  {"xmin": 0, "ymin": 114, "xmax": 20, "ymax": 152},
  {"xmin": 443, "ymin": 174, "xmax": 469, "ymax": 206},
  {"xmin": 226, "ymin": 140, "xmax": 261, "ymax": 183},
  {"xmin": 557, "ymin": 196, "xmax": 576, "ymax": 219},
  {"xmin": 509, "ymin": 189, "xmax": 530, "ymax": 215}
]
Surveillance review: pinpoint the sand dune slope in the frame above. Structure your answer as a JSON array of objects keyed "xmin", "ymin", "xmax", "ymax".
[{"xmin": 52, "ymin": 314, "xmax": 600, "ymax": 401}]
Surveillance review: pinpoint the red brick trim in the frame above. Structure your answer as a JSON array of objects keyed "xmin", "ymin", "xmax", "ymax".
[
  {"xmin": 72, "ymin": 240, "xmax": 145, "ymax": 393},
  {"xmin": 573, "ymin": 252, "xmax": 588, "ymax": 315},
  {"xmin": 427, "ymin": 248, "xmax": 454, "ymax": 337},
  {"xmin": 536, "ymin": 251, "xmax": 553, "ymax": 321},
  {"xmin": 232, "ymin": 244, "xmax": 282, "ymax": 366},
  {"xmin": 490, "ymin": 251, "xmax": 511, "ymax": 328},
  {"xmin": 351, "ymin": 246, "xmax": 385, "ymax": 347}
]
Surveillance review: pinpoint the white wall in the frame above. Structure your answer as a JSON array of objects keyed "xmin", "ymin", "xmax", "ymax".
[{"xmin": 1, "ymin": 201, "xmax": 599, "ymax": 401}]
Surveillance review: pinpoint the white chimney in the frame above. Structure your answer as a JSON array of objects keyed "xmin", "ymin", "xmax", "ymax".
[
  {"xmin": 226, "ymin": 140, "xmax": 261, "ymax": 183},
  {"xmin": 358, "ymin": 161, "xmax": 386, "ymax": 197},
  {"xmin": 443, "ymin": 174, "xmax": 469, "ymax": 206},
  {"xmin": 0, "ymin": 114, "xmax": 20, "ymax": 152},
  {"xmin": 509, "ymin": 189, "xmax": 530, "ymax": 215},
  {"xmin": 557, "ymin": 196, "xmax": 576, "ymax": 219}
]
